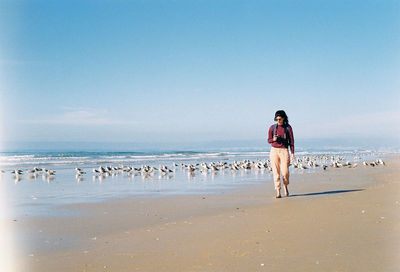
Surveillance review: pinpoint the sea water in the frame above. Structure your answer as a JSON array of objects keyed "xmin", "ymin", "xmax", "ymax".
[{"xmin": 0, "ymin": 145, "xmax": 398, "ymax": 218}]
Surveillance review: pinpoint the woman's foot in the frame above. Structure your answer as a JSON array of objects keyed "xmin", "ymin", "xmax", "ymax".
[
  {"xmin": 284, "ymin": 186, "xmax": 289, "ymax": 197},
  {"xmin": 275, "ymin": 190, "xmax": 281, "ymax": 198},
  {"xmin": 275, "ymin": 195, "xmax": 282, "ymax": 198}
]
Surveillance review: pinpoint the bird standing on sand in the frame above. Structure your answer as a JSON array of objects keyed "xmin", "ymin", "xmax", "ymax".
[
  {"xmin": 12, "ymin": 169, "xmax": 23, "ymax": 176},
  {"xmin": 46, "ymin": 169, "xmax": 56, "ymax": 175}
]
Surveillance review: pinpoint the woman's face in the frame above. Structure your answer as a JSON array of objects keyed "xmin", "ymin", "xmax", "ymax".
[{"xmin": 276, "ymin": 116, "xmax": 284, "ymax": 126}]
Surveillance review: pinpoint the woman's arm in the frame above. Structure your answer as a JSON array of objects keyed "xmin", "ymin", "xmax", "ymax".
[
  {"xmin": 267, "ymin": 125, "xmax": 274, "ymax": 144},
  {"xmin": 288, "ymin": 125, "xmax": 295, "ymax": 154}
]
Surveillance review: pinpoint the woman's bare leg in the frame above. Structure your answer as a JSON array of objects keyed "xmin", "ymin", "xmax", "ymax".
[{"xmin": 284, "ymin": 185, "xmax": 289, "ymax": 197}]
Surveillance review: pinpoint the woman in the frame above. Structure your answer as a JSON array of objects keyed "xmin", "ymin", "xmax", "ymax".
[{"xmin": 267, "ymin": 110, "xmax": 295, "ymax": 198}]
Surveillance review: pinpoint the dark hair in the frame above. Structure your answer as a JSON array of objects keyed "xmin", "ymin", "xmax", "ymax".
[{"xmin": 274, "ymin": 110, "xmax": 289, "ymax": 125}]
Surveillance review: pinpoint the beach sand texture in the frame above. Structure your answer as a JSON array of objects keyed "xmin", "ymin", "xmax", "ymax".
[{"xmin": 15, "ymin": 157, "xmax": 400, "ymax": 272}]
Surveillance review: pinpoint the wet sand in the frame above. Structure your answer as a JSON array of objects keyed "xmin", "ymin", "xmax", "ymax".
[{"xmin": 13, "ymin": 157, "xmax": 400, "ymax": 271}]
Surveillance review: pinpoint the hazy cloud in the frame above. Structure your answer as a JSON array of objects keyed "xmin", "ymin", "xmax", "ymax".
[
  {"xmin": 0, "ymin": 59, "xmax": 53, "ymax": 67},
  {"xmin": 300, "ymin": 109, "xmax": 400, "ymax": 137},
  {"xmin": 19, "ymin": 107, "xmax": 137, "ymax": 126}
]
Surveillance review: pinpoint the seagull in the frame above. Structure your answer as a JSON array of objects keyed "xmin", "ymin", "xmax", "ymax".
[
  {"xmin": 12, "ymin": 169, "xmax": 23, "ymax": 175},
  {"xmin": 211, "ymin": 165, "xmax": 219, "ymax": 171},
  {"xmin": 369, "ymin": 162, "xmax": 377, "ymax": 167},
  {"xmin": 188, "ymin": 165, "xmax": 198, "ymax": 172},
  {"xmin": 299, "ymin": 164, "xmax": 308, "ymax": 170},
  {"xmin": 76, "ymin": 170, "xmax": 86, "ymax": 175},
  {"xmin": 123, "ymin": 167, "xmax": 132, "ymax": 173},
  {"xmin": 47, "ymin": 170, "xmax": 56, "ymax": 175}
]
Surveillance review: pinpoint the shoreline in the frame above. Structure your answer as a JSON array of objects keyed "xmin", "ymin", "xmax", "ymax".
[
  {"xmin": 12, "ymin": 156, "xmax": 400, "ymax": 271},
  {"xmin": 9, "ymin": 153, "xmax": 398, "ymax": 220}
]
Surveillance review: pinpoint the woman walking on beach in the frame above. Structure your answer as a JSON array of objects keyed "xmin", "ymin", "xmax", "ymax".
[{"xmin": 268, "ymin": 110, "xmax": 295, "ymax": 198}]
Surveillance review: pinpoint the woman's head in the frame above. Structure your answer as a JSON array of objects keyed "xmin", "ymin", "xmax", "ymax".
[{"xmin": 274, "ymin": 110, "xmax": 289, "ymax": 125}]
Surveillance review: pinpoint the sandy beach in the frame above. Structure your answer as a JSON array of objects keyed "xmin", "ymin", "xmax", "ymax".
[
  {"xmin": 12, "ymin": 156, "xmax": 400, "ymax": 272},
  {"xmin": 3, "ymin": 1, "xmax": 400, "ymax": 271}
]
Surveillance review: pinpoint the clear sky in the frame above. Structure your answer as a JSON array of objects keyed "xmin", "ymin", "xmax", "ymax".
[{"xmin": 1, "ymin": 0, "xmax": 399, "ymax": 145}]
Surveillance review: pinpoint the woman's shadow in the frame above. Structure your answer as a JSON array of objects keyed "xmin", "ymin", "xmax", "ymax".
[{"xmin": 290, "ymin": 189, "xmax": 364, "ymax": 197}]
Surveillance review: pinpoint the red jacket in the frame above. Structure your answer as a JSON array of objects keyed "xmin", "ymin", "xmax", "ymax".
[{"xmin": 268, "ymin": 124, "xmax": 295, "ymax": 154}]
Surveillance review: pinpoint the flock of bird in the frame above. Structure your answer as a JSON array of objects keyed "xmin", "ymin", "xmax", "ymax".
[
  {"xmin": 3, "ymin": 167, "xmax": 56, "ymax": 179},
  {"xmin": 1, "ymin": 155, "xmax": 386, "ymax": 181}
]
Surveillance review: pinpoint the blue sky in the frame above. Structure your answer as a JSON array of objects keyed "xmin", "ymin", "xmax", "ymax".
[{"xmin": 1, "ymin": 0, "xmax": 399, "ymax": 145}]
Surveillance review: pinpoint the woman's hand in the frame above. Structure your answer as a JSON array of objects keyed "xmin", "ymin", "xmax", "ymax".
[
  {"xmin": 273, "ymin": 135, "xmax": 278, "ymax": 142},
  {"xmin": 291, "ymin": 154, "xmax": 295, "ymax": 163}
]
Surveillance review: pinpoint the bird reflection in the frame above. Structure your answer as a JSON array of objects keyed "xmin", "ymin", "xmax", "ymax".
[
  {"xmin": 27, "ymin": 175, "xmax": 36, "ymax": 180},
  {"xmin": 142, "ymin": 173, "xmax": 153, "ymax": 180},
  {"xmin": 77, "ymin": 177, "xmax": 84, "ymax": 183}
]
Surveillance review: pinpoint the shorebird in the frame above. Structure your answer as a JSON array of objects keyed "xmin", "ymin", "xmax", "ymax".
[
  {"xmin": 211, "ymin": 165, "xmax": 219, "ymax": 171},
  {"xmin": 188, "ymin": 165, "xmax": 198, "ymax": 172},
  {"xmin": 12, "ymin": 169, "xmax": 23, "ymax": 176},
  {"xmin": 46, "ymin": 169, "xmax": 56, "ymax": 175},
  {"xmin": 341, "ymin": 161, "xmax": 351, "ymax": 167},
  {"xmin": 98, "ymin": 166, "xmax": 107, "ymax": 174},
  {"xmin": 76, "ymin": 169, "xmax": 86, "ymax": 175},
  {"xmin": 202, "ymin": 163, "xmax": 210, "ymax": 170},
  {"xmin": 123, "ymin": 167, "xmax": 132, "ymax": 173},
  {"xmin": 299, "ymin": 164, "xmax": 308, "ymax": 170}
]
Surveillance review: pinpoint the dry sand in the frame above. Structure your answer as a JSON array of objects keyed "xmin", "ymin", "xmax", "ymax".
[{"xmin": 13, "ymin": 157, "xmax": 400, "ymax": 271}]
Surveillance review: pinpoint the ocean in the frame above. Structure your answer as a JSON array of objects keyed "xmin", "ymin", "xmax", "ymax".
[{"xmin": 1, "ymin": 141, "xmax": 398, "ymax": 218}]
